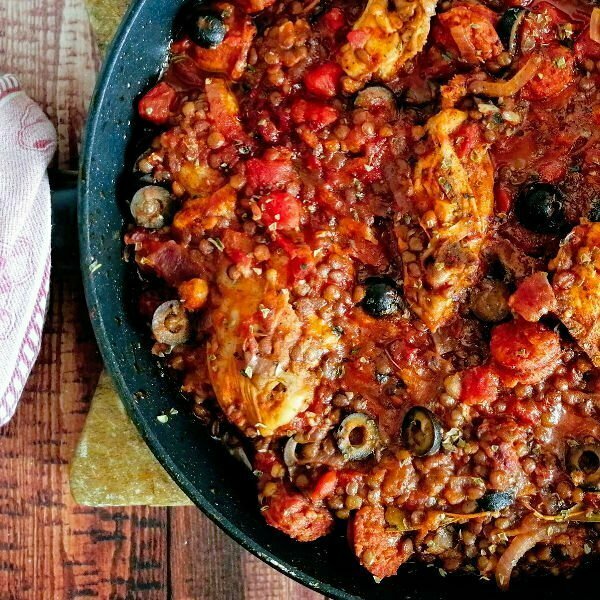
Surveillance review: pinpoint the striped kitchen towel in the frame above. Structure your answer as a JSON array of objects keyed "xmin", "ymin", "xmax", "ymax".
[{"xmin": 0, "ymin": 74, "xmax": 55, "ymax": 425}]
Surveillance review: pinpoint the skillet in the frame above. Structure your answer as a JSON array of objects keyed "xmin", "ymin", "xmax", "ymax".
[{"xmin": 77, "ymin": 0, "xmax": 598, "ymax": 597}]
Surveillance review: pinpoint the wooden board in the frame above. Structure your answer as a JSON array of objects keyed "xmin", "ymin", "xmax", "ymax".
[{"xmin": 0, "ymin": 1, "xmax": 324, "ymax": 597}]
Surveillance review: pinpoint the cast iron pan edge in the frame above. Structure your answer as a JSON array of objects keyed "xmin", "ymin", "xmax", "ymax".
[{"xmin": 77, "ymin": 1, "xmax": 596, "ymax": 598}]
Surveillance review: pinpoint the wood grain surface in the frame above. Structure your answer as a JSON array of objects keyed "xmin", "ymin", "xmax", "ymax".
[{"xmin": 0, "ymin": 1, "xmax": 324, "ymax": 598}]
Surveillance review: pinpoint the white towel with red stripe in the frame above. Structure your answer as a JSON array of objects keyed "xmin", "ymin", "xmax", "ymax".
[{"xmin": 0, "ymin": 74, "xmax": 55, "ymax": 425}]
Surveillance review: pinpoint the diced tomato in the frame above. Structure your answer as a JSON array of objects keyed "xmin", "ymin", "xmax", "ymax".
[
  {"xmin": 322, "ymin": 8, "xmax": 345, "ymax": 33},
  {"xmin": 205, "ymin": 77, "xmax": 245, "ymax": 139},
  {"xmin": 347, "ymin": 29, "xmax": 369, "ymax": 48},
  {"xmin": 138, "ymin": 82, "xmax": 176, "ymax": 125},
  {"xmin": 236, "ymin": 0, "xmax": 276, "ymax": 13},
  {"xmin": 253, "ymin": 450, "xmax": 279, "ymax": 475},
  {"xmin": 521, "ymin": 45, "xmax": 575, "ymax": 101},
  {"xmin": 258, "ymin": 191, "xmax": 302, "ymax": 230},
  {"xmin": 289, "ymin": 246, "xmax": 315, "ymax": 281},
  {"xmin": 336, "ymin": 470, "xmax": 363, "ymax": 488},
  {"xmin": 490, "ymin": 319, "xmax": 561, "ymax": 386},
  {"xmin": 304, "ymin": 62, "xmax": 343, "ymax": 99},
  {"xmin": 506, "ymin": 398, "xmax": 541, "ymax": 426},
  {"xmin": 575, "ymin": 27, "xmax": 600, "ymax": 63},
  {"xmin": 495, "ymin": 185, "xmax": 513, "ymax": 213},
  {"xmin": 460, "ymin": 365, "xmax": 499, "ymax": 406},
  {"xmin": 245, "ymin": 156, "xmax": 294, "ymax": 193},
  {"xmin": 454, "ymin": 122, "xmax": 483, "ymax": 160},
  {"xmin": 508, "ymin": 272, "xmax": 557, "ymax": 322},
  {"xmin": 290, "ymin": 99, "xmax": 339, "ymax": 129},
  {"xmin": 222, "ymin": 229, "xmax": 253, "ymax": 266},
  {"xmin": 309, "ymin": 471, "xmax": 337, "ymax": 502}
]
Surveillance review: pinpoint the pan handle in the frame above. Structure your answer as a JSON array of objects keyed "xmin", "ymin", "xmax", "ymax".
[{"xmin": 49, "ymin": 169, "xmax": 78, "ymax": 269}]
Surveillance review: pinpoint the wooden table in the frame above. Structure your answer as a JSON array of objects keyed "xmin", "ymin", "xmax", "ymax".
[{"xmin": 0, "ymin": 2, "xmax": 323, "ymax": 598}]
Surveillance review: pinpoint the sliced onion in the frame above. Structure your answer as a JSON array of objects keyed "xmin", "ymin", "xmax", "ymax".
[
  {"xmin": 284, "ymin": 437, "xmax": 299, "ymax": 467},
  {"xmin": 591, "ymin": 8, "xmax": 600, "ymax": 44},
  {"xmin": 450, "ymin": 25, "xmax": 479, "ymax": 64},
  {"xmin": 495, "ymin": 524, "xmax": 564, "ymax": 590},
  {"xmin": 468, "ymin": 54, "xmax": 542, "ymax": 98}
]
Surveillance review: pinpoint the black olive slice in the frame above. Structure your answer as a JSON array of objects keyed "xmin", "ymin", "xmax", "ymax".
[
  {"xmin": 567, "ymin": 443, "xmax": 600, "ymax": 490},
  {"xmin": 515, "ymin": 182, "xmax": 567, "ymax": 234},
  {"xmin": 360, "ymin": 277, "xmax": 402, "ymax": 318},
  {"xmin": 478, "ymin": 490, "xmax": 515, "ymax": 511},
  {"xmin": 336, "ymin": 413, "xmax": 379, "ymax": 461},
  {"xmin": 402, "ymin": 406, "xmax": 442, "ymax": 456},
  {"xmin": 184, "ymin": 4, "xmax": 227, "ymax": 49},
  {"xmin": 497, "ymin": 8, "xmax": 527, "ymax": 54}
]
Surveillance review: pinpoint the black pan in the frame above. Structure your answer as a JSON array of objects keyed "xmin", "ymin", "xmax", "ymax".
[{"xmin": 77, "ymin": 0, "xmax": 596, "ymax": 597}]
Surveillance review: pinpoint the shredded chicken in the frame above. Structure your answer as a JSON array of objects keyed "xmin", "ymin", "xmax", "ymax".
[
  {"xmin": 549, "ymin": 222, "xmax": 600, "ymax": 367},
  {"xmin": 207, "ymin": 266, "xmax": 337, "ymax": 436},
  {"xmin": 337, "ymin": 0, "xmax": 438, "ymax": 92},
  {"xmin": 396, "ymin": 109, "xmax": 494, "ymax": 331}
]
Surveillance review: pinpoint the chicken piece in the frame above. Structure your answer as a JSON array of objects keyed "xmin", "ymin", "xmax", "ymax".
[
  {"xmin": 549, "ymin": 222, "xmax": 600, "ymax": 367},
  {"xmin": 397, "ymin": 109, "xmax": 494, "ymax": 331},
  {"xmin": 338, "ymin": 0, "xmax": 438, "ymax": 93},
  {"xmin": 207, "ymin": 266, "xmax": 338, "ymax": 436}
]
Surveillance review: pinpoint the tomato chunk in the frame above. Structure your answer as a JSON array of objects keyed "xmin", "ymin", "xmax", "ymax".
[
  {"xmin": 322, "ymin": 8, "xmax": 345, "ymax": 33},
  {"xmin": 508, "ymin": 272, "xmax": 557, "ymax": 322},
  {"xmin": 347, "ymin": 29, "xmax": 369, "ymax": 48},
  {"xmin": 245, "ymin": 156, "xmax": 294, "ymax": 193},
  {"xmin": 309, "ymin": 471, "xmax": 338, "ymax": 502},
  {"xmin": 575, "ymin": 27, "xmax": 600, "ymax": 63},
  {"xmin": 304, "ymin": 62, "xmax": 343, "ymax": 98},
  {"xmin": 490, "ymin": 319, "xmax": 561, "ymax": 386},
  {"xmin": 460, "ymin": 365, "xmax": 499, "ymax": 406},
  {"xmin": 138, "ymin": 82, "xmax": 176, "ymax": 125},
  {"xmin": 290, "ymin": 99, "xmax": 339, "ymax": 129},
  {"xmin": 258, "ymin": 191, "xmax": 302, "ymax": 231},
  {"xmin": 236, "ymin": 0, "xmax": 276, "ymax": 13}
]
